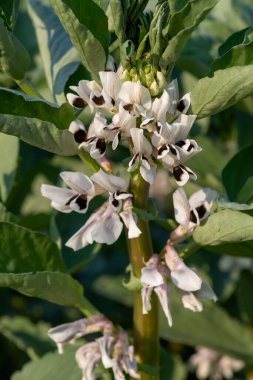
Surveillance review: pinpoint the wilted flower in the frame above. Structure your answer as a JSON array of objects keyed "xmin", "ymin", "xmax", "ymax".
[
  {"xmin": 189, "ymin": 347, "xmax": 244, "ymax": 380},
  {"xmin": 141, "ymin": 254, "xmax": 172, "ymax": 326},
  {"xmin": 48, "ymin": 315, "xmax": 139, "ymax": 380},
  {"xmin": 170, "ymin": 187, "xmax": 217, "ymax": 243}
]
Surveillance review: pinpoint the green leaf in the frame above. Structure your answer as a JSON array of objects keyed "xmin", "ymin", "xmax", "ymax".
[
  {"xmin": 28, "ymin": 0, "xmax": 80, "ymax": 102},
  {"xmin": 160, "ymin": 350, "xmax": 187, "ymax": 380},
  {"xmin": 0, "ymin": 0, "xmax": 20, "ymax": 28},
  {"xmin": 0, "ymin": 18, "xmax": 30, "ymax": 80},
  {"xmin": 0, "ymin": 114, "xmax": 78, "ymax": 155},
  {"xmin": 217, "ymin": 196, "xmax": 253, "ymax": 211},
  {"xmin": 108, "ymin": 0, "xmax": 126, "ymax": 45},
  {"xmin": 193, "ymin": 209, "xmax": 253, "ymax": 247},
  {"xmin": 160, "ymin": 294, "xmax": 253, "ymax": 362},
  {"xmin": 210, "ymin": 27, "xmax": 253, "ymax": 72},
  {"xmin": 0, "ymin": 133, "xmax": 19, "ymax": 202},
  {"xmin": 11, "ymin": 346, "xmax": 81, "ymax": 380},
  {"xmin": 160, "ymin": 0, "xmax": 219, "ymax": 76},
  {"xmin": 0, "ymin": 316, "xmax": 54, "ymax": 359},
  {"xmin": 0, "ymin": 222, "xmax": 65, "ymax": 272},
  {"xmin": 222, "ymin": 145, "xmax": 253, "ymax": 203},
  {"xmin": 190, "ymin": 65, "xmax": 253, "ymax": 119},
  {"xmin": 0, "ymin": 271, "xmax": 84, "ymax": 307},
  {"xmin": 237, "ymin": 271, "xmax": 253, "ymax": 326},
  {"xmin": 0, "ymin": 87, "xmax": 74, "ymax": 129},
  {"xmin": 50, "ymin": 0, "xmax": 109, "ymax": 79}
]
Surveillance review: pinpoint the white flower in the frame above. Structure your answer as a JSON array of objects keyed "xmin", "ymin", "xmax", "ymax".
[
  {"xmin": 128, "ymin": 128, "xmax": 157, "ymax": 184},
  {"xmin": 152, "ymin": 114, "xmax": 199, "ymax": 186},
  {"xmin": 170, "ymin": 187, "xmax": 217, "ymax": 243},
  {"xmin": 67, "ymin": 79, "xmax": 104, "ymax": 112},
  {"xmin": 107, "ymin": 104, "xmax": 137, "ymax": 150},
  {"xmin": 41, "ymin": 171, "xmax": 95, "ymax": 214},
  {"xmin": 117, "ymin": 81, "xmax": 152, "ymax": 116},
  {"xmin": 140, "ymin": 89, "xmax": 170, "ymax": 132},
  {"xmin": 91, "ymin": 169, "xmax": 132, "ymax": 210},
  {"xmin": 69, "ymin": 120, "xmax": 87, "ymax": 145},
  {"xmin": 79, "ymin": 113, "xmax": 114, "ymax": 159},
  {"xmin": 141, "ymin": 254, "xmax": 172, "ymax": 326},
  {"xmin": 166, "ymin": 79, "xmax": 191, "ymax": 115},
  {"xmin": 65, "ymin": 204, "xmax": 124, "ymax": 251},
  {"xmin": 99, "ymin": 71, "xmax": 122, "ymax": 111}
]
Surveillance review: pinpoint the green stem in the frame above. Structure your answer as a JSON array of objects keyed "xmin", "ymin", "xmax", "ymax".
[
  {"xmin": 128, "ymin": 172, "xmax": 159, "ymax": 380},
  {"xmin": 78, "ymin": 297, "xmax": 99, "ymax": 316},
  {"xmin": 168, "ymin": 0, "xmax": 177, "ymax": 16}
]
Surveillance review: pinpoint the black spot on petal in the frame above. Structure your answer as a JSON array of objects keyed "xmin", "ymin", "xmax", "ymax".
[
  {"xmin": 66, "ymin": 195, "xmax": 78, "ymax": 206},
  {"xmin": 189, "ymin": 210, "xmax": 197, "ymax": 223},
  {"xmin": 74, "ymin": 129, "xmax": 87, "ymax": 143},
  {"xmin": 169, "ymin": 144, "xmax": 178, "ymax": 156},
  {"xmin": 75, "ymin": 194, "xmax": 88, "ymax": 210},
  {"xmin": 195, "ymin": 204, "xmax": 206, "ymax": 219},
  {"xmin": 173, "ymin": 166, "xmax": 184, "ymax": 181},
  {"xmin": 158, "ymin": 145, "xmax": 168, "ymax": 155},
  {"xmin": 175, "ymin": 140, "xmax": 186, "ymax": 148},
  {"xmin": 177, "ymin": 99, "xmax": 185, "ymax": 113},
  {"xmin": 112, "ymin": 198, "xmax": 119, "ymax": 208},
  {"xmin": 92, "ymin": 95, "xmax": 105, "ymax": 106},
  {"xmin": 96, "ymin": 139, "xmax": 106, "ymax": 154},
  {"xmin": 73, "ymin": 97, "xmax": 87, "ymax": 108},
  {"xmin": 123, "ymin": 104, "xmax": 134, "ymax": 112},
  {"xmin": 187, "ymin": 143, "xmax": 195, "ymax": 152}
]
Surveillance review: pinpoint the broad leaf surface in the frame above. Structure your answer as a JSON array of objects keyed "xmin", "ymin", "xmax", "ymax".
[
  {"xmin": 160, "ymin": 0, "xmax": 219, "ymax": 75},
  {"xmin": 190, "ymin": 65, "xmax": 253, "ymax": 118},
  {"xmin": 50, "ymin": 0, "xmax": 109, "ymax": 79},
  {"xmin": 210, "ymin": 27, "xmax": 253, "ymax": 72},
  {"xmin": 0, "ymin": 115, "xmax": 77, "ymax": 156},
  {"xmin": 0, "ymin": 88, "xmax": 74, "ymax": 129},
  {"xmin": 0, "ymin": 271, "xmax": 84, "ymax": 306},
  {"xmin": 0, "ymin": 316, "xmax": 54, "ymax": 358},
  {"xmin": 11, "ymin": 346, "xmax": 81, "ymax": 380},
  {"xmin": 222, "ymin": 145, "xmax": 253, "ymax": 203},
  {"xmin": 0, "ymin": 18, "xmax": 30, "ymax": 80},
  {"xmin": 193, "ymin": 209, "xmax": 253, "ymax": 246},
  {"xmin": 0, "ymin": 134, "xmax": 19, "ymax": 202},
  {"xmin": 28, "ymin": 0, "xmax": 80, "ymax": 101},
  {"xmin": 0, "ymin": 222, "xmax": 65, "ymax": 272}
]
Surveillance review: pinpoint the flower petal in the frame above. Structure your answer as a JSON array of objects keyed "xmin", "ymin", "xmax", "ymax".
[
  {"xmin": 141, "ymin": 286, "xmax": 153, "ymax": 314},
  {"xmin": 182, "ymin": 292, "xmax": 203, "ymax": 312},
  {"xmin": 120, "ymin": 209, "xmax": 142, "ymax": 239},
  {"xmin": 173, "ymin": 188, "xmax": 190, "ymax": 227},
  {"xmin": 154, "ymin": 284, "xmax": 173, "ymax": 327},
  {"xmin": 60, "ymin": 171, "xmax": 95, "ymax": 196}
]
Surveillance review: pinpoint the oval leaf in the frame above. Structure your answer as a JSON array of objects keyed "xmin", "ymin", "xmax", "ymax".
[
  {"xmin": 190, "ymin": 65, "xmax": 253, "ymax": 118},
  {"xmin": 50, "ymin": 0, "xmax": 109, "ymax": 79},
  {"xmin": 193, "ymin": 209, "xmax": 253, "ymax": 246},
  {"xmin": 0, "ymin": 271, "xmax": 83, "ymax": 307},
  {"xmin": 0, "ymin": 222, "xmax": 65, "ymax": 272}
]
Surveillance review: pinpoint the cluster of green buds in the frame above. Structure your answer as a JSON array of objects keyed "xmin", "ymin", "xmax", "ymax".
[{"xmin": 120, "ymin": 60, "xmax": 166, "ymax": 96}]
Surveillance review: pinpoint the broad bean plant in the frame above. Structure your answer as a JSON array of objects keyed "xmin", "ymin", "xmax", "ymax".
[{"xmin": 0, "ymin": 1, "xmax": 253, "ymax": 380}]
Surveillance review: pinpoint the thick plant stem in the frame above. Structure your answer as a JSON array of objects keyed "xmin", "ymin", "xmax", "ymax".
[{"xmin": 128, "ymin": 172, "xmax": 159, "ymax": 380}]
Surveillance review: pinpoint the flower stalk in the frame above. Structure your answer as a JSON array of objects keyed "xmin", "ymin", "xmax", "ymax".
[{"xmin": 128, "ymin": 171, "xmax": 159, "ymax": 380}]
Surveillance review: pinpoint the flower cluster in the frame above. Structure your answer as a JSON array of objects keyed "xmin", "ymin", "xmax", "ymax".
[
  {"xmin": 48, "ymin": 314, "xmax": 139, "ymax": 380},
  {"xmin": 141, "ymin": 246, "xmax": 217, "ymax": 327},
  {"xmin": 41, "ymin": 170, "xmax": 141, "ymax": 250},
  {"xmin": 67, "ymin": 65, "xmax": 200, "ymax": 186}
]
